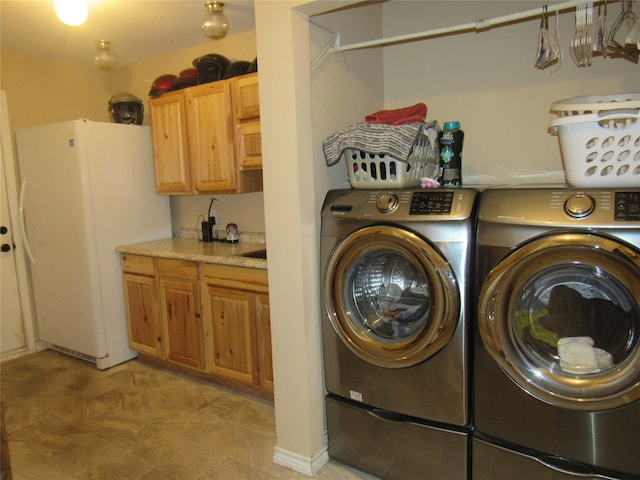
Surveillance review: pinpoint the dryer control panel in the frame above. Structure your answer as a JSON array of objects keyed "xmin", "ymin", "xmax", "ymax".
[
  {"xmin": 615, "ymin": 192, "xmax": 640, "ymax": 221},
  {"xmin": 479, "ymin": 188, "xmax": 640, "ymax": 227}
]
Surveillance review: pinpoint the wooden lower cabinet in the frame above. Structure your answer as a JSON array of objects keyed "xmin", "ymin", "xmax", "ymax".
[
  {"xmin": 158, "ymin": 258, "xmax": 204, "ymax": 370},
  {"xmin": 120, "ymin": 254, "xmax": 272, "ymax": 395},
  {"xmin": 255, "ymin": 293, "xmax": 273, "ymax": 391},
  {"xmin": 121, "ymin": 254, "xmax": 163, "ymax": 358},
  {"xmin": 205, "ymin": 286, "xmax": 255, "ymax": 384},
  {"xmin": 201, "ymin": 264, "xmax": 272, "ymax": 393}
]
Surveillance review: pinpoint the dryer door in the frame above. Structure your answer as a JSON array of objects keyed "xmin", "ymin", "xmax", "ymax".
[
  {"xmin": 478, "ymin": 231, "xmax": 640, "ymax": 410},
  {"xmin": 324, "ymin": 225, "xmax": 459, "ymax": 368}
]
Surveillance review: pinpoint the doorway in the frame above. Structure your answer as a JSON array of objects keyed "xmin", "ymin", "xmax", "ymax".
[{"xmin": 1, "ymin": 90, "xmax": 35, "ymax": 360}]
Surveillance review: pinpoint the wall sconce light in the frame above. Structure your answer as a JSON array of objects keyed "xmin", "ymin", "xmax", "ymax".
[
  {"xmin": 54, "ymin": 0, "xmax": 88, "ymax": 26},
  {"xmin": 93, "ymin": 40, "xmax": 116, "ymax": 70},
  {"xmin": 202, "ymin": 1, "xmax": 229, "ymax": 39}
]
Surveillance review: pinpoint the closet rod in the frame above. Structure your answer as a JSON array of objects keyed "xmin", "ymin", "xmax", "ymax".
[{"xmin": 329, "ymin": 0, "xmax": 600, "ymax": 53}]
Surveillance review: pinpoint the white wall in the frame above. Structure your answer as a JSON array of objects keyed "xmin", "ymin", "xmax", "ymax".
[
  {"xmin": 255, "ymin": 0, "xmax": 384, "ymax": 475},
  {"xmin": 108, "ymin": 30, "xmax": 258, "ymax": 123},
  {"xmin": 381, "ymin": 1, "xmax": 639, "ymax": 185},
  {"xmin": 0, "ymin": 53, "xmax": 111, "ymax": 131}
]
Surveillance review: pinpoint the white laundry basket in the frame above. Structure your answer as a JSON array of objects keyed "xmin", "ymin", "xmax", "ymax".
[
  {"xmin": 345, "ymin": 131, "xmax": 440, "ymax": 189},
  {"xmin": 549, "ymin": 94, "xmax": 640, "ymax": 187}
]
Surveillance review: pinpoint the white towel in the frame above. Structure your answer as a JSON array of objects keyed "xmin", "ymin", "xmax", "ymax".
[{"xmin": 557, "ymin": 336, "xmax": 613, "ymax": 374}]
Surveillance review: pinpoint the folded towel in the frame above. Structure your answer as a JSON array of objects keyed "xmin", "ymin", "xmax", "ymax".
[
  {"xmin": 365, "ymin": 103, "xmax": 428, "ymax": 125},
  {"xmin": 323, "ymin": 122, "xmax": 424, "ymax": 166},
  {"xmin": 557, "ymin": 336, "xmax": 613, "ymax": 374},
  {"xmin": 558, "ymin": 336, "xmax": 599, "ymax": 374}
]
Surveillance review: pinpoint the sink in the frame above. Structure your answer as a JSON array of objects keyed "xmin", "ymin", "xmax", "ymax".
[{"xmin": 237, "ymin": 249, "xmax": 267, "ymax": 259}]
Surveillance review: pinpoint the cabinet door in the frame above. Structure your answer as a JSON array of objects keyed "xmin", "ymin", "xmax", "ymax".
[
  {"xmin": 159, "ymin": 277, "xmax": 204, "ymax": 370},
  {"xmin": 187, "ymin": 82, "xmax": 236, "ymax": 193},
  {"xmin": 232, "ymin": 73, "xmax": 260, "ymax": 120},
  {"xmin": 205, "ymin": 286, "xmax": 255, "ymax": 385},
  {"xmin": 123, "ymin": 273, "xmax": 162, "ymax": 358},
  {"xmin": 149, "ymin": 90, "xmax": 192, "ymax": 194},
  {"xmin": 255, "ymin": 293, "xmax": 273, "ymax": 390},
  {"xmin": 236, "ymin": 120, "xmax": 262, "ymax": 171}
]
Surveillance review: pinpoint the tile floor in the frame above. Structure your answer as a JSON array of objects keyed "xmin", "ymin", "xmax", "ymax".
[{"xmin": 0, "ymin": 350, "xmax": 377, "ymax": 480}]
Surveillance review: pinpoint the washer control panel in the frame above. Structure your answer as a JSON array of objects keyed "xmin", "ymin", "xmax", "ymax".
[
  {"xmin": 325, "ymin": 189, "xmax": 476, "ymax": 221},
  {"xmin": 376, "ymin": 192, "xmax": 400, "ymax": 213},
  {"xmin": 564, "ymin": 194, "xmax": 595, "ymax": 218},
  {"xmin": 409, "ymin": 191, "xmax": 456, "ymax": 215}
]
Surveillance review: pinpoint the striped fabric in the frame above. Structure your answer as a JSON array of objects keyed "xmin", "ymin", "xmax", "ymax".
[{"xmin": 323, "ymin": 122, "xmax": 425, "ymax": 166}]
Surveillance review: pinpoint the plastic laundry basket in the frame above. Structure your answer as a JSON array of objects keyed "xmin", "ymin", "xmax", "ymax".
[
  {"xmin": 549, "ymin": 94, "xmax": 640, "ymax": 188},
  {"xmin": 345, "ymin": 131, "xmax": 440, "ymax": 189}
]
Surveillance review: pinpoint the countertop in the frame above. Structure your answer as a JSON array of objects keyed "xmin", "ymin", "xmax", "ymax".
[{"xmin": 116, "ymin": 237, "xmax": 267, "ymax": 270}]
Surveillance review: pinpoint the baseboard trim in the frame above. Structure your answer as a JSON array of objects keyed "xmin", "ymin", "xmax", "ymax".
[
  {"xmin": 0, "ymin": 347, "xmax": 29, "ymax": 363},
  {"xmin": 0, "ymin": 341, "xmax": 46, "ymax": 363},
  {"xmin": 273, "ymin": 445, "xmax": 330, "ymax": 476}
]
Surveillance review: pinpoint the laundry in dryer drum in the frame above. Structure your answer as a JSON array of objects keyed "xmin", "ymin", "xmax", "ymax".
[
  {"xmin": 540, "ymin": 285, "xmax": 632, "ymax": 358},
  {"xmin": 517, "ymin": 284, "xmax": 633, "ymax": 372}
]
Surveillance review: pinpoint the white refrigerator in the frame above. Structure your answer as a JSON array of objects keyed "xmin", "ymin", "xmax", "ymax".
[{"xmin": 16, "ymin": 119, "xmax": 171, "ymax": 369}]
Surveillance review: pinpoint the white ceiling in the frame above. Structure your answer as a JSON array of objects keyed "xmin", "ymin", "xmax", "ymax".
[{"xmin": 0, "ymin": 0, "xmax": 256, "ymax": 68}]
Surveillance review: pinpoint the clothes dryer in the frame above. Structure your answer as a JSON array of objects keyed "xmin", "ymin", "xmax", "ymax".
[
  {"xmin": 474, "ymin": 188, "xmax": 640, "ymax": 480},
  {"xmin": 320, "ymin": 188, "xmax": 477, "ymax": 480}
]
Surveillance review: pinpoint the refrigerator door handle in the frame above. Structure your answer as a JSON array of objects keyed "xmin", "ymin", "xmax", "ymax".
[{"xmin": 18, "ymin": 177, "xmax": 36, "ymax": 266}]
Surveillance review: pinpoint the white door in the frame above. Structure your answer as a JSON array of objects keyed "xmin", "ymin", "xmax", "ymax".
[
  {"xmin": 0, "ymin": 150, "xmax": 25, "ymax": 355},
  {"xmin": 0, "ymin": 90, "xmax": 34, "ymax": 360}
]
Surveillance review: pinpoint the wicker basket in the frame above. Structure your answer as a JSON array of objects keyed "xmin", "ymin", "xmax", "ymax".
[
  {"xmin": 345, "ymin": 132, "xmax": 439, "ymax": 189},
  {"xmin": 549, "ymin": 94, "xmax": 640, "ymax": 188}
]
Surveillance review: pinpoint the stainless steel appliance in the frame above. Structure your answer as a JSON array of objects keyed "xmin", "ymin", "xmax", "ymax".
[
  {"xmin": 320, "ymin": 188, "xmax": 477, "ymax": 480},
  {"xmin": 474, "ymin": 188, "xmax": 640, "ymax": 479}
]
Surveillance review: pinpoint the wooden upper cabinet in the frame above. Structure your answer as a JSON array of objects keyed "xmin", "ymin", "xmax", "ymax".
[
  {"xmin": 187, "ymin": 82, "xmax": 236, "ymax": 193},
  {"xmin": 149, "ymin": 90, "xmax": 192, "ymax": 194},
  {"xmin": 235, "ymin": 120, "xmax": 262, "ymax": 171},
  {"xmin": 232, "ymin": 73, "xmax": 260, "ymax": 120},
  {"xmin": 232, "ymin": 73, "xmax": 262, "ymax": 171},
  {"xmin": 149, "ymin": 73, "xmax": 262, "ymax": 195}
]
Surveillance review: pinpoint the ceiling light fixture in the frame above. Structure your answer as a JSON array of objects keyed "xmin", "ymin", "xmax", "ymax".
[
  {"xmin": 54, "ymin": 0, "xmax": 88, "ymax": 26},
  {"xmin": 93, "ymin": 40, "xmax": 116, "ymax": 70},
  {"xmin": 202, "ymin": 1, "xmax": 229, "ymax": 39}
]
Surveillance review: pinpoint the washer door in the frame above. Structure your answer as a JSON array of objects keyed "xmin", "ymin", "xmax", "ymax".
[
  {"xmin": 479, "ymin": 231, "xmax": 640, "ymax": 410},
  {"xmin": 324, "ymin": 225, "xmax": 459, "ymax": 368}
]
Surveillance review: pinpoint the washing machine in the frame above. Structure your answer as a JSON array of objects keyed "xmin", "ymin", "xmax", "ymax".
[
  {"xmin": 474, "ymin": 188, "xmax": 640, "ymax": 480},
  {"xmin": 320, "ymin": 188, "xmax": 477, "ymax": 480}
]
